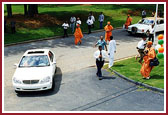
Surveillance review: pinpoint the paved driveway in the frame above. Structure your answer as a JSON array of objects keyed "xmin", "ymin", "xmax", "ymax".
[{"xmin": 3, "ymin": 29, "xmax": 164, "ymax": 111}]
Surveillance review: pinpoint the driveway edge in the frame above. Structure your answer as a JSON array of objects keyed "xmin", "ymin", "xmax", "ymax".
[
  {"xmin": 111, "ymin": 69, "xmax": 164, "ymax": 93},
  {"xmin": 4, "ymin": 27, "xmax": 122, "ymax": 47}
]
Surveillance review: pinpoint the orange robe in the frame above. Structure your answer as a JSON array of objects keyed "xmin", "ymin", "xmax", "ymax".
[
  {"xmin": 125, "ymin": 17, "xmax": 132, "ymax": 29},
  {"xmin": 140, "ymin": 47, "xmax": 156, "ymax": 78},
  {"xmin": 104, "ymin": 25, "xmax": 113, "ymax": 42},
  {"xmin": 74, "ymin": 27, "xmax": 83, "ymax": 45}
]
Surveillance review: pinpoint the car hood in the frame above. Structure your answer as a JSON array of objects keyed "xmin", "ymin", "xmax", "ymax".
[
  {"xmin": 13, "ymin": 66, "xmax": 52, "ymax": 80},
  {"xmin": 129, "ymin": 23, "xmax": 150, "ymax": 30}
]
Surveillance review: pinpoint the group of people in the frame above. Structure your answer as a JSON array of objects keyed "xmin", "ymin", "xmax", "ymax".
[
  {"xmin": 136, "ymin": 34, "xmax": 157, "ymax": 80},
  {"xmin": 62, "ymin": 11, "xmax": 105, "ymax": 37},
  {"xmin": 94, "ymin": 35, "xmax": 116, "ymax": 80}
]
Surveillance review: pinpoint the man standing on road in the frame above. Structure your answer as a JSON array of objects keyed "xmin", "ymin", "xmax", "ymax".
[
  {"xmin": 94, "ymin": 45, "xmax": 107, "ymax": 80},
  {"xmin": 95, "ymin": 36, "xmax": 107, "ymax": 51},
  {"xmin": 104, "ymin": 21, "xmax": 113, "ymax": 42},
  {"xmin": 136, "ymin": 35, "xmax": 147, "ymax": 64},
  {"xmin": 98, "ymin": 12, "xmax": 104, "ymax": 29},
  {"xmin": 74, "ymin": 24, "xmax": 83, "ymax": 45},
  {"xmin": 70, "ymin": 16, "xmax": 76, "ymax": 33},
  {"xmin": 148, "ymin": 24, "xmax": 154, "ymax": 43},
  {"xmin": 108, "ymin": 36, "xmax": 116, "ymax": 68}
]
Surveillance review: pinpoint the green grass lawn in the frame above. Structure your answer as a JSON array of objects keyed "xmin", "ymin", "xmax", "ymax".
[
  {"xmin": 104, "ymin": 57, "xmax": 164, "ymax": 89},
  {"xmin": 4, "ymin": 4, "xmax": 164, "ymax": 44}
]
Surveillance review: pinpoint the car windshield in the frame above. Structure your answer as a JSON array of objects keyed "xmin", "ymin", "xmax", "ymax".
[
  {"xmin": 139, "ymin": 19, "xmax": 154, "ymax": 25},
  {"xmin": 19, "ymin": 55, "xmax": 50, "ymax": 67}
]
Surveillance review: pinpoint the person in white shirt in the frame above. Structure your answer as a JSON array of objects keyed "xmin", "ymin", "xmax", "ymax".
[
  {"xmin": 108, "ymin": 36, "xmax": 116, "ymax": 68},
  {"xmin": 136, "ymin": 35, "xmax": 147, "ymax": 64},
  {"xmin": 70, "ymin": 16, "xmax": 76, "ymax": 33},
  {"xmin": 62, "ymin": 21, "xmax": 69, "ymax": 37},
  {"xmin": 94, "ymin": 45, "xmax": 107, "ymax": 80},
  {"xmin": 98, "ymin": 12, "xmax": 104, "ymax": 29},
  {"xmin": 86, "ymin": 17, "xmax": 93, "ymax": 34},
  {"xmin": 89, "ymin": 12, "xmax": 95, "ymax": 28},
  {"xmin": 76, "ymin": 17, "xmax": 81, "ymax": 26}
]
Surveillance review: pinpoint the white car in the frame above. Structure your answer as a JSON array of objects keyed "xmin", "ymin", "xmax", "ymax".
[
  {"xmin": 127, "ymin": 17, "xmax": 164, "ymax": 36},
  {"xmin": 12, "ymin": 49, "xmax": 57, "ymax": 93}
]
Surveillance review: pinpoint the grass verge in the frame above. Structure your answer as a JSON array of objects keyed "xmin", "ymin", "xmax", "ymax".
[
  {"xmin": 4, "ymin": 4, "xmax": 164, "ymax": 45},
  {"xmin": 104, "ymin": 57, "xmax": 164, "ymax": 89}
]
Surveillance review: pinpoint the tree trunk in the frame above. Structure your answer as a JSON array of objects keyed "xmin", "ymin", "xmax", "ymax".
[
  {"xmin": 24, "ymin": 4, "xmax": 28, "ymax": 16},
  {"xmin": 7, "ymin": 4, "xmax": 12, "ymax": 18},
  {"xmin": 28, "ymin": 4, "xmax": 38, "ymax": 17}
]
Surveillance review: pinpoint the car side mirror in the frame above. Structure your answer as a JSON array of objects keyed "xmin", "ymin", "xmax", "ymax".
[{"xmin": 13, "ymin": 63, "xmax": 18, "ymax": 69}]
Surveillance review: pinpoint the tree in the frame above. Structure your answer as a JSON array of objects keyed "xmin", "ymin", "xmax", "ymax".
[
  {"xmin": 28, "ymin": 4, "xmax": 38, "ymax": 17},
  {"xmin": 7, "ymin": 4, "xmax": 12, "ymax": 18},
  {"xmin": 24, "ymin": 4, "xmax": 28, "ymax": 16}
]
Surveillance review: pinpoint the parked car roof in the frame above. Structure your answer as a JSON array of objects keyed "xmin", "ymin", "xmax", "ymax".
[
  {"xmin": 23, "ymin": 49, "xmax": 50, "ymax": 56},
  {"xmin": 144, "ymin": 17, "xmax": 164, "ymax": 20}
]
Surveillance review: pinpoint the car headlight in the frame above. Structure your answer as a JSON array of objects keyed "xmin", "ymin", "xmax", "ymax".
[
  {"xmin": 40, "ymin": 76, "xmax": 51, "ymax": 84},
  {"xmin": 13, "ymin": 77, "xmax": 22, "ymax": 84}
]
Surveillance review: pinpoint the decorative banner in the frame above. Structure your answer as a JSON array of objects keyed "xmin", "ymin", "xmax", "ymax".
[{"xmin": 156, "ymin": 34, "xmax": 164, "ymax": 59}]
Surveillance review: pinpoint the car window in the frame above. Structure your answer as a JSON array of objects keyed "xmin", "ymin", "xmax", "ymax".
[
  {"xmin": 48, "ymin": 51, "xmax": 54, "ymax": 62},
  {"xmin": 19, "ymin": 55, "xmax": 50, "ymax": 67}
]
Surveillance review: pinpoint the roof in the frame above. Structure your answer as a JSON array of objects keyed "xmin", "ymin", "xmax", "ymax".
[
  {"xmin": 144, "ymin": 17, "xmax": 164, "ymax": 20},
  {"xmin": 23, "ymin": 49, "xmax": 50, "ymax": 56}
]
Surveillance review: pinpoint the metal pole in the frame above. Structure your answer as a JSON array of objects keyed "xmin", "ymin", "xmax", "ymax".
[{"xmin": 154, "ymin": 4, "xmax": 158, "ymax": 45}]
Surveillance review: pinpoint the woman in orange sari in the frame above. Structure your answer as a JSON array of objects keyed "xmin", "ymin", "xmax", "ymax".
[
  {"xmin": 140, "ymin": 41, "xmax": 156, "ymax": 79},
  {"xmin": 104, "ymin": 21, "xmax": 113, "ymax": 42},
  {"xmin": 74, "ymin": 24, "xmax": 83, "ymax": 45}
]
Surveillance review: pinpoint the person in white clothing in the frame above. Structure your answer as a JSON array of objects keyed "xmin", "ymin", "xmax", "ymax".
[
  {"xmin": 86, "ymin": 17, "xmax": 93, "ymax": 34},
  {"xmin": 76, "ymin": 17, "xmax": 81, "ymax": 26},
  {"xmin": 98, "ymin": 12, "xmax": 104, "ymax": 29},
  {"xmin": 89, "ymin": 12, "xmax": 95, "ymax": 28},
  {"xmin": 62, "ymin": 21, "xmax": 69, "ymax": 37},
  {"xmin": 108, "ymin": 36, "xmax": 116, "ymax": 68},
  {"xmin": 94, "ymin": 45, "xmax": 107, "ymax": 80},
  {"xmin": 136, "ymin": 34, "xmax": 147, "ymax": 64}
]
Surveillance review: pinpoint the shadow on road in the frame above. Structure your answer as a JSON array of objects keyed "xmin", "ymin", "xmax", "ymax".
[{"xmin": 16, "ymin": 67, "xmax": 62, "ymax": 97}]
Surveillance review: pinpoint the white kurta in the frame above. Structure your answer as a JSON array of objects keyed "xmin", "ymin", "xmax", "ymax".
[{"xmin": 108, "ymin": 40, "xmax": 116, "ymax": 68}]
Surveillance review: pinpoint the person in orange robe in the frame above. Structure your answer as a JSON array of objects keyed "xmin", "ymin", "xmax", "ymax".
[
  {"xmin": 140, "ymin": 41, "xmax": 156, "ymax": 79},
  {"xmin": 104, "ymin": 21, "xmax": 113, "ymax": 42},
  {"xmin": 125, "ymin": 14, "xmax": 132, "ymax": 29},
  {"xmin": 74, "ymin": 24, "xmax": 83, "ymax": 45}
]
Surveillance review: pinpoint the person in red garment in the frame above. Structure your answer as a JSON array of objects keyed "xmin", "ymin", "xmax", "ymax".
[
  {"xmin": 74, "ymin": 24, "xmax": 83, "ymax": 45},
  {"xmin": 125, "ymin": 14, "xmax": 132, "ymax": 29},
  {"xmin": 104, "ymin": 21, "xmax": 113, "ymax": 42}
]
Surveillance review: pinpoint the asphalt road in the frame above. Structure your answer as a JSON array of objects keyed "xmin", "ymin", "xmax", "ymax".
[{"xmin": 4, "ymin": 29, "xmax": 164, "ymax": 111}]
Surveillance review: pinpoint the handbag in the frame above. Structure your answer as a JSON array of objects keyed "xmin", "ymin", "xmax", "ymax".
[{"xmin": 149, "ymin": 57, "xmax": 159, "ymax": 67}]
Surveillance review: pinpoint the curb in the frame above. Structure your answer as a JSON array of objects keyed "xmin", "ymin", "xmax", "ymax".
[
  {"xmin": 4, "ymin": 27, "xmax": 123, "ymax": 47},
  {"xmin": 111, "ymin": 69, "xmax": 164, "ymax": 93}
]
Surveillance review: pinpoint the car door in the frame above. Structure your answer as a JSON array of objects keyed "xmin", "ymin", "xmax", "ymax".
[
  {"xmin": 48, "ymin": 51, "xmax": 56, "ymax": 76},
  {"xmin": 158, "ymin": 19, "xmax": 164, "ymax": 31},
  {"xmin": 155, "ymin": 19, "xmax": 164, "ymax": 32}
]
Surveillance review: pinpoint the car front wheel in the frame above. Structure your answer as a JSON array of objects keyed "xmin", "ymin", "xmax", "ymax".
[{"xmin": 50, "ymin": 78, "xmax": 55, "ymax": 91}]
